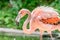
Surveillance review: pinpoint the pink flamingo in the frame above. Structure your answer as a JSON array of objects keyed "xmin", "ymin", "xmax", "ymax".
[{"xmin": 15, "ymin": 6, "xmax": 60, "ymax": 40}]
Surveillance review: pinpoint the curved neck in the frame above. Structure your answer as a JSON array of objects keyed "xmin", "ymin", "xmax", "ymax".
[{"xmin": 23, "ymin": 10, "xmax": 31, "ymax": 27}]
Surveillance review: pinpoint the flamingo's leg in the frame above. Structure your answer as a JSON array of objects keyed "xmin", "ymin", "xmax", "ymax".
[
  {"xmin": 48, "ymin": 31, "xmax": 54, "ymax": 40},
  {"xmin": 40, "ymin": 30, "xmax": 44, "ymax": 40},
  {"xmin": 57, "ymin": 25, "xmax": 60, "ymax": 31}
]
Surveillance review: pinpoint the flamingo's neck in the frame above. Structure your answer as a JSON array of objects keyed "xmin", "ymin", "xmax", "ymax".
[{"xmin": 23, "ymin": 10, "xmax": 31, "ymax": 27}]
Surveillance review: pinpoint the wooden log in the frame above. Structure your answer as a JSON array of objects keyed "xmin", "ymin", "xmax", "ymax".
[{"xmin": 0, "ymin": 28, "xmax": 59, "ymax": 37}]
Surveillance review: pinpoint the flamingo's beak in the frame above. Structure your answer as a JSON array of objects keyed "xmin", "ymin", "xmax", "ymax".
[
  {"xmin": 15, "ymin": 14, "xmax": 21, "ymax": 26},
  {"xmin": 15, "ymin": 20, "xmax": 19, "ymax": 26}
]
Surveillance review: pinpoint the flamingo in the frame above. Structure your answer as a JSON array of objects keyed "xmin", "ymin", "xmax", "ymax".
[{"xmin": 15, "ymin": 6, "xmax": 60, "ymax": 40}]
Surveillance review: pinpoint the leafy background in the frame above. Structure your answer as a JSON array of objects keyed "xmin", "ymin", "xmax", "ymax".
[{"xmin": 0, "ymin": 0, "xmax": 60, "ymax": 40}]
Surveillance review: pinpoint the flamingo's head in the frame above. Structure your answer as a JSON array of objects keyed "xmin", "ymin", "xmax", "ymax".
[{"xmin": 15, "ymin": 9, "xmax": 30, "ymax": 26}]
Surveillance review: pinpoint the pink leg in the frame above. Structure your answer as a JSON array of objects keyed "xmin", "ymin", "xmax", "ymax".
[
  {"xmin": 48, "ymin": 31, "xmax": 53, "ymax": 40},
  {"xmin": 57, "ymin": 25, "xmax": 60, "ymax": 31},
  {"xmin": 40, "ymin": 30, "xmax": 44, "ymax": 40}
]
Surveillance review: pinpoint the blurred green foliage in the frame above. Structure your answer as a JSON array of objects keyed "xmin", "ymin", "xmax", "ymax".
[
  {"xmin": 0, "ymin": 0, "xmax": 60, "ymax": 40},
  {"xmin": 0, "ymin": 0, "xmax": 60, "ymax": 29}
]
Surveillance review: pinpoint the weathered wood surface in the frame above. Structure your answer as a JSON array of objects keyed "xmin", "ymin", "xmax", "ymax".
[{"xmin": 0, "ymin": 28, "xmax": 60, "ymax": 37}]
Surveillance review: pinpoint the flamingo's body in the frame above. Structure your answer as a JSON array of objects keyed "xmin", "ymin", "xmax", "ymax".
[{"xmin": 15, "ymin": 6, "xmax": 60, "ymax": 40}]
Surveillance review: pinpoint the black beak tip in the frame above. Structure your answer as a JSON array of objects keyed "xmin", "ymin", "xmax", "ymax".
[{"xmin": 15, "ymin": 21, "xmax": 19, "ymax": 26}]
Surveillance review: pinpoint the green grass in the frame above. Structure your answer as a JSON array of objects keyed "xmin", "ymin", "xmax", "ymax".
[
  {"xmin": 0, "ymin": 36, "xmax": 60, "ymax": 40},
  {"xmin": 0, "ymin": 36, "xmax": 39, "ymax": 40},
  {"xmin": 0, "ymin": 36, "xmax": 14, "ymax": 40}
]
